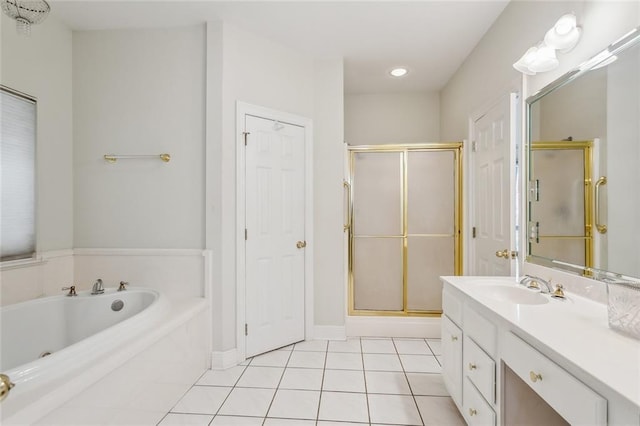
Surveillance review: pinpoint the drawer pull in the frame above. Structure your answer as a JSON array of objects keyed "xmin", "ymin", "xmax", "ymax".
[
  {"xmin": 451, "ymin": 335, "xmax": 458, "ymax": 341},
  {"xmin": 469, "ymin": 408, "xmax": 477, "ymax": 416},
  {"xmin": 529, "ymin": 371, "xmax": 543, "ymax": 383},
  {"xmin": 468, "ymin": 363, "xmax": 477, "ymax": 370}
]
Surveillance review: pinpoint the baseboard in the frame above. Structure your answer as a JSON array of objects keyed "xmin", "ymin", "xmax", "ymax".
[
  {"xmin": 211, "ymin": 348, "xmax": 238, "ymax": 370},
  {"xmin": 313, "ymin": 325, "xmax": 346, "ymax": 341},
  {"xmin": 346, "ymin": 316, "xmax": 441, "ymax": 339}
]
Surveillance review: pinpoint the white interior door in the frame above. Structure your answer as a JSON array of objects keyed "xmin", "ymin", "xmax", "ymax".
[
  {"xmin": 244, "ymin": 115, "xmax": 306, "ymax": 357},
  {"xmin": 472, "ymin": 94, "xmax": 518, "ymax": 276}
]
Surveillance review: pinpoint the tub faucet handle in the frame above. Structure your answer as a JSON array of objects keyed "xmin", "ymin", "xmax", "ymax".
[
  {"xmin": 62, "ymin": 286, "xmax": 77, "ymax": 296},
  {"xmin": 118, "ymin": 281, "xmax": 129, "ymax": 291}
]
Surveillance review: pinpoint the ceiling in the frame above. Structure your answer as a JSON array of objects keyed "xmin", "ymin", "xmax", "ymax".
[{"xmin": 49, "ymin": 1, "xmax": 509, "ymax": 94}]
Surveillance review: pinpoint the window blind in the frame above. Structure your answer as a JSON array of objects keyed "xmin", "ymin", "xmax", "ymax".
[{"xmin": 1, "ymin": 88, "xmax": 36, "ymax": 261}]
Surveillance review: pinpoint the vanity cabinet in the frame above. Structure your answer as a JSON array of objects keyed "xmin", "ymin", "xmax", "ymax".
[
  {"xmin": 440, "ymin": 278, "xmax": 639, "ymax": 426},
  {"xmin": 442, "ymin": 288, "xmax": 497, "ymax": 425}
]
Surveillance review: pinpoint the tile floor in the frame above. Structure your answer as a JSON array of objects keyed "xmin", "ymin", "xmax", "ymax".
[{"xmin": 157, "ymin": 338, "xmax": 465, "ymax": 426}]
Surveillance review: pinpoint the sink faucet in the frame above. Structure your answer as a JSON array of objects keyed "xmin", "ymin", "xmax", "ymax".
[
  {"xmin": 519, "ymin": 275, "xmax": 553, "ymax": 294},
  {"xmin": 91, "ymin": 278, "xmax": 105, "ymax": 295}
]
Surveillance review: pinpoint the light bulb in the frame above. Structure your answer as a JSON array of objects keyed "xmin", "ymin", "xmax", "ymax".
[{"xmin": 390, "ymin": 68, "xmax": 408, "ymax": 77}]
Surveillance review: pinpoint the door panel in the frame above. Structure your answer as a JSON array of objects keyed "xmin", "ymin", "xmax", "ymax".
[
  {"xmin": 406, "ymin": 236, "xmax": 455, "ymax": 311},
  {"xmin": 245, "ymin": 115, "xmax": 305, "ymax": 357},
  {"xmin": 472, "ymin": 94, "xmax": 517, "ymax": 276}
]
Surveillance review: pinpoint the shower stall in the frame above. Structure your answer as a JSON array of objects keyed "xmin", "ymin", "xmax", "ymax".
[{"xmin": 346, "ymin": 143, "xmax": 463, "ymax": 317}]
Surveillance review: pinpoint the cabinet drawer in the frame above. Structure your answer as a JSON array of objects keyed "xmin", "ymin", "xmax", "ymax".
[
  {"xmin": 443, "ymin": 288, "xmax": 462, "ymax": 326},
  {"xmin": 464, "ymin": 336, "xmax": 495, "ymax": 404},
  {"xmin": 441, "ymin": 315, "xmax": 463, "ymax": 406},
  {"xmin": 503, "ymin": 332, "xmax": 607, "ymax": 425},
  {"xmin": 463, "ymin": 377, "xmax": 496, "ymax": 426},
  {"xmin": 464, "ymin": 304, "xmax": 496, "ymax": 358}
]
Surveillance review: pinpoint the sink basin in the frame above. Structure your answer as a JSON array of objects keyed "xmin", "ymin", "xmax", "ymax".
[{"xmin": 482, "ymin": 285, "xmax": 549, "ymax": 305}]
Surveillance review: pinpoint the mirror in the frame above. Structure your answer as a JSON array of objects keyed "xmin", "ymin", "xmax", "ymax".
[{"xmin": 527, "ymin": 27, "xmax": 640, "ymax": 280}]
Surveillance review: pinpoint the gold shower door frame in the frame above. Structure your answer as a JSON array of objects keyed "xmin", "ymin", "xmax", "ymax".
[
  {"xmin": 347, "ymin": 143, "xmax": 463, "ymax": 317},
  {"xmin": 530, "ymin": 140, "xmax": 594, "ymax": 271}
]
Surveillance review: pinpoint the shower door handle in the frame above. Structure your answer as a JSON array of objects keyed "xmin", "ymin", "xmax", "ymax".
[
  {"xmin": 595, "ymin": 176, "xmax": 607, "ymax": 234},
  {"xmin": 343, "ymin": 180, "xmax": 351, "ymax": 232}
]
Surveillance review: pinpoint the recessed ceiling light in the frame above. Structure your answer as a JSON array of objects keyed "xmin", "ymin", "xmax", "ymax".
[{"xmin": 390, "ymin": 68, "xmax": 408, "ymax": 77}]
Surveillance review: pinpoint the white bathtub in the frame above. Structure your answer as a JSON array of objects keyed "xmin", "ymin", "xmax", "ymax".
[{"xmin": 1, "ymin": 287, "xmax": 208, "ymax": 425}]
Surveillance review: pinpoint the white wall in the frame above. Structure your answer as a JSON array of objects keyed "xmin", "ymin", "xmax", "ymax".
[
  {"xmin": 313, "ymin": 59, "xmax": 345, "ymax": 329},
  {"xmin": 345, "ymin": 92, "xmax": 440, "ymax": 145},
  {"xmin": 72, "ymin": 26, "xmax": 206, "ymax": 249},
  {"xmin": 1, "ymin": 14, "xmax": 74, "ymax": 304},
  {"xmin": 206, "ymin": 22, "xmax": 345, "ymax": 353}
]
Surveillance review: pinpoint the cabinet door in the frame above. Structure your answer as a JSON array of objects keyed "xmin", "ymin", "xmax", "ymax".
[{"xmin": 442, "ymin": 314, "xmax": 463, "ymax": 406}]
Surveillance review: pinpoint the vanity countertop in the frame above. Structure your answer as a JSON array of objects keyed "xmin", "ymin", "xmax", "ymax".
[{"xmin": 441, "ymin": 276, "xmax": 640, "ymax": 408}]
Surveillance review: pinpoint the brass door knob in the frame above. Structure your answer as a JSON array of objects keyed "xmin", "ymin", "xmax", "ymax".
[
  {"xmin": 469, "ymin": 408, "xmax": 477, "ymax": 416},
  {"xmin": 496, "ymin": 249, "xmax": 517, "ymax": 259},
  {"xmin": 296, "ymin": 241, "xmax": 307, "ymax": 249},
  {"xmin": 468, "ymin": 363, "xmax": 477, "ymax": 370},
  {"xmin": 0, "ymin": 374, "xmax": 15, "ymax": 402},
  {"xmin": 529, "ymin": 371, "xmax": 542, "ymax": 383},
  {"xmin": 496, "ymin": 249, "xmax": 509, "ymax": 258}
]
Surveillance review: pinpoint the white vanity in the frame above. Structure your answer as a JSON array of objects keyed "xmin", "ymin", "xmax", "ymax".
[{"xmin": 441, "ymin": 276, "xmax": 640, "ymax": 425}]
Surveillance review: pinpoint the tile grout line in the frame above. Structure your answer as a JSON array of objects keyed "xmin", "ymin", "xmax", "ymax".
[
  {"xmin": 314, "ymin": 340, "xmax": 330, "ymax": 426},
  {"xmin": 261, "ymin": 345, "xmax": 296, "ymax": 426},
  {"xmin": 156, "ymin": 368, "xmax": 212, "ymax": 426},
  {"xmin": 360, "ymin": 337, "xmax": 372, "ymax": 425},
  {"xmin": 393, "ymin": 337, "xmax": 426, "ymax": 426}
]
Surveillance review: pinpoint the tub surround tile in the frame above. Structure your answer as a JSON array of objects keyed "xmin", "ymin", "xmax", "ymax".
[
  {"xmin": 171, "ymin": 386, "xmax": 231, "ymax": 415},
  {"xmin": 218, "ymin": 387, "xmax": 275, "ymax": 417}
]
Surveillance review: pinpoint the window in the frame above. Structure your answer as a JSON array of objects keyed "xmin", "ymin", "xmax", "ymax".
[{"xmin": 1, "ymin": 86, "xmax": 36, "ymax": 262}]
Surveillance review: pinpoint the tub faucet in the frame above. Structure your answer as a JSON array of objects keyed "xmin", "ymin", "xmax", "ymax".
[
  {"xmin": 91, "ymin": 278, "xmax": 105, "ymax": 295},
  {"xmin": 519, "ymin": 275, "xmax": 553, "ymax": 294}
]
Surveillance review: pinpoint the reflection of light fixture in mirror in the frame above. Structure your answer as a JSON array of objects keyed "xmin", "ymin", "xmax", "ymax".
[
  {"xmin": 544, "ymin": 13, "xmax": 582, "ymax": 52},
  {"xmin": 390, "ymin": 68, "xmax": 408, "ymax": 77},
  {"xmin": 1, "ymin": 0, "xmax": 50, "ymax": 36}
]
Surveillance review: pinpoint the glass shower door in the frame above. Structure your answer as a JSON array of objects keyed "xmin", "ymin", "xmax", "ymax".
[{"xmin": 348, "ymin": 144, "xmax": 462, "ymax": 316}]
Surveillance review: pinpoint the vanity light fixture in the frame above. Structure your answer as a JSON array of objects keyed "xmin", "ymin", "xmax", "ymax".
[
  {"xmin": 390, "ymin": 67, "xmax": 408, "ymax": 77},
  {"xmin": 513, "ymin": 12, "xmax": 581, "ymax": 75},
  {"xmin": 544, "ymin": 13, "xmax": 582, "ymax": 52}
]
